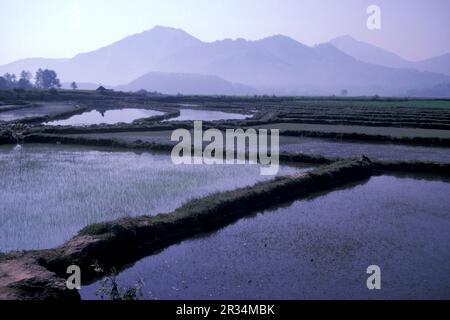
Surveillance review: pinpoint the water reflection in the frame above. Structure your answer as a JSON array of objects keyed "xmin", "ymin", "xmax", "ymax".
[
  {"xmin": 45, "ymin": 108, "xmax": 164, "ymax": 126},
  {"xmin": 81, "ymin": 175, "xmax": 450, "ymax": 300},
  {"xmin": 167, "ymin": 109, "xmax": 249, "ymax": 122}
]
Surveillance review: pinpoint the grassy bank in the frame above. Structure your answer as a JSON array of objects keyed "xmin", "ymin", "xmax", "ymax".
[{"xmin": 22, "ymin": 133, "xmax": 174, "ymax": 152}]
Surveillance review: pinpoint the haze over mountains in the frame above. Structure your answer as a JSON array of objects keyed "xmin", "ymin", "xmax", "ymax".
[
  {"xmin": 1, "ymin": 26, "xmax": 450, "ymax": 96},
  {"xmin": 117, "ymin": 72, "xmax": 253, "ymax": 95},
  {"xmin": 331, "ymin": 35, "xmax": 450, "ymax": 75}
]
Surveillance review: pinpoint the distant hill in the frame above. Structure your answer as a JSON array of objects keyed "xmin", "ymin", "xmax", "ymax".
[
  {"xmin": 330, "ymin": 35, "xmax": 450, "ymax": 76},
  {"xmin": 0, "ymin": 26, "xmax": 201, "ymax": 85},
  {"xmin": 0, "ymin": 58, "xmax": 68, "ymax": 77},
  {"xmin": 117, "ymin": 72, "xmax": 255, "ymax": 95},
  {"xmin": 414, "ymin": 53, "xmax": 450, "ymax": 76},
  {"xmin": 1, "ymin": 26, "xmax": 450, "ymax": 96},
  {"xmin": 330, "ymin": 35, "xmax": 411, "ymax": 69},
  {"xmin": 407, "ymin": 83, "xmax": 450, "ymax": 98}
]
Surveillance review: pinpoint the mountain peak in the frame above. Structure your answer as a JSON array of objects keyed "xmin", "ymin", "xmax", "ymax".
[
  {"xmin": 2, "ymin": 26, "xmax": 449, "ymax": 93},
  {"xmin": 262, "ymin": 34, "xmax": 299, "ymax": 43},
  {"xmin": 257, "ymin": 34, "xmax": 310, "ymax": 50},
  {"xmin": 140, "ymin": 25, "xmax": 197, "ymax": 38},
  {"xmin": 330, "ymin": 35, "xmax": 410, "ymax": 68},
  {"xmin": 149, "ymin": 25, "xmax": 184, "ymax": 33}
]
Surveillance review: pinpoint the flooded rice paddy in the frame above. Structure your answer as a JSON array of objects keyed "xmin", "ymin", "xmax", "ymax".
[
  {"xmin": 0, "ymin": 144, "xmax": 300, "ymax": 252},
  {"xmin": 167, "ymin": 109, "xmax": 249, "ymax": 122},
  {"xmin": 61, "ymin": 131, "xmax": 450, "ymax": 163},
  {"xmin": 256, "ymin": 123, "xmax": 450, "ymax": 139},
  {"xmin": 45, "ymin": 108, "xmax": 164, "ymax": 126},
  {"xmin": 279, "ymin": 136, "xmax": 450, "ymax": 163},
  {"xmin": 81, "ymin": 175, "xmax": 450, "ymax": 300}
]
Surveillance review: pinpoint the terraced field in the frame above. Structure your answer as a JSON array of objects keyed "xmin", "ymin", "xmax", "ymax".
[
  {"xmin": 1, "ymin": 90, "xmax": 449, "ymax": 300},
  {"xmin": 252, "ymin": 123, "xmax": 450, "ymax": 139}
]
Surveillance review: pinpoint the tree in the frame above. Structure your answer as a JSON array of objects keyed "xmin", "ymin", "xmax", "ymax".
[
  {"xmin": 20, "ymin": 70, "xmax": 32, "ymax": 81},
  {"xmin": 17, "ymin": 70, "xmax": 33, "ymax": 89},
  {"xmin": 0, "ymin": 73, "xmax": 17, "ymax": 89},
  {"xmin": 0, "ymin": 77, "xmax": 8, "ymax": 89},
  {"xmin": 70, "ymin": 81, "xmax": 78, "ymax": 90},
  {"xmin": 3, "ymin": 73, "xmax": 17, "ymax": 88},
  {"xmin": 35, "ymin": 68, "xmax": 61, "ymax": 89},
  {"xmin": 341, "ymin": 89, "xmax": 348, "ymax": 96}
]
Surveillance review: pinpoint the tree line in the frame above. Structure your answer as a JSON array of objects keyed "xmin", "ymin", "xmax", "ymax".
[{"xmin": 0, "ymin": 69, "xmax": 65, "ymax": 90}]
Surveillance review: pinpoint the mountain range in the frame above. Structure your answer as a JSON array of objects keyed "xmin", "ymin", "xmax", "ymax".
[
  {"xmin": 116, "ymin": 72, "xmax": 253, "ymax": 95},
  {"xmin": 1, "ymin": 26, "xmax": 449, "ymax": 96},
  {"xmin": 331, "ymin": 35, "xmax": 450, "ymax": 76}
]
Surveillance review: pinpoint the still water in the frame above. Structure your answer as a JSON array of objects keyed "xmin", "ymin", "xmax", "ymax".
[
  {"xmin": 167, "ymin": 109, "xmax": 249, "ymax": 122},
  {"xmin": 81, "ymin": 175, "xmax": 450, "ymax": 300},
  {"xmin": 45, "ymin": 108, "xmax": 163, "ymax": 126}
]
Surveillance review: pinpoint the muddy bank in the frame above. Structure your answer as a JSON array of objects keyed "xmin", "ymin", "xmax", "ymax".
[
  {"xmin": 22, "ymin": 133, "xmax": 174, "ymax": 153},
  {"xmin": 0, "ymin": 254, "xmax": 79, "ymax": 300}
]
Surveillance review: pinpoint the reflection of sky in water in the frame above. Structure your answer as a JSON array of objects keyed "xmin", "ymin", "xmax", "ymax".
[
  {"xmin": 45, "ymin": 108, "xmax": 163, "ymax": 126},
  {"xmin": 167, "ymin": 109, "xmax": 249, "ymax": 121},
  {"xmin": 81, "ymin": 176, "xmax": 450, "ymax": 300},
  {"xmin": 0, "ymin": 144, "xmax": 298, "ymax": 252}
]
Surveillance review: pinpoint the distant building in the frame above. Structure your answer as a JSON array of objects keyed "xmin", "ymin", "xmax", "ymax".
[{"xmin": 96, "ymin": 86, "xmax": 113, "ymax": 93}]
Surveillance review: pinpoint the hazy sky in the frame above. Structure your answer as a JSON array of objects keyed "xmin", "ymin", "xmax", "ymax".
[{"xmin": 1, "ymin": 0, "xmax": 449, "ymax": 65}]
